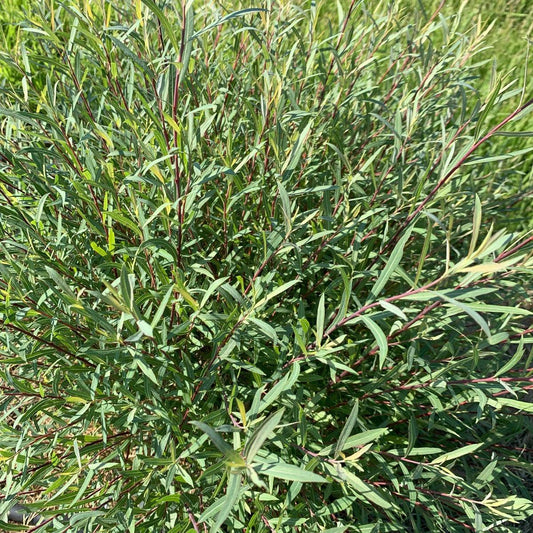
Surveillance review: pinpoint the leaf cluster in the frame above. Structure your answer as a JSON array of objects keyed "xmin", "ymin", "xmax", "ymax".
[{"xmin": 0, "ymin": 1, "xmax": 532, "ymax": 531}]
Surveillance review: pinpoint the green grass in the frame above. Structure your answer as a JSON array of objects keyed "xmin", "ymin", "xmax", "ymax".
[{"xmin": 0, "ymin": 1, "xmax": 532, "ymax": 531}]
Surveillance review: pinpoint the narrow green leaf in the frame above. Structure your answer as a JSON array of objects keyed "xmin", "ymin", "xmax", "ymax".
[
  {"xmin": 474, "ymin": 79, "xmax": 501, "ymax": 139},
  {"xmin": 200, "ymin": 277, "xmax": 229, "ymax": 308},
  {"xmin": 120, "ymin": 264, "xmax": 134, "ymax": 310},
  {"xmin": 198, "ymin": 494, "xmax": 226, "ymax": 523},
  {"xmin": 288, "ymin": 185, "xmax": 338, "ymax": 197},
  {"xmin": 73, "ymin": 439, "xmax": 81, "ymax": 469},
  {"xmin": 253, "ymin": 279, "xmax": 300, "ymax": 310},
  {"xmin": 319, "ymin": 428, "xmax": 389, "ymax": 456},
  {"xmin": 134, "ymin": 357, "xmax": 159, "ymax": 385},
  {"xmin": 90, "ymin": 241, "xmax": 107, "ymax": 257},
  {"xmin": 487, "ymin": 397, "xmax": 533, "ymax": 413},
  {"xmin": 485, "ymin": 496, "xmax": 533, "ymax": 521},
  {"xmin": 316, "ymin": 293, "xmax": 326, "ymax": 348},
  {"xmin": 431, "ymin": 442, "xmax": 484, "ymax": 464},
  {"xmin": 105, "ymin": 210, "xmax": 143, "ymax": 236},
  {"xmin": 45, "ymin": 266, "xmax": 76, "ymax": 299},
  {"xmin": 248, "ymin": 317, "xmax": 279, "ymax": 342},
  {"xmin": 244, "ymin": 408, "xmax": 285, "ymax": 464},
  {"xmin": 464, "ymin": 145, "xmax": 533, "ymax": 165},
  {"xmin": 440, "ymin": 294, "xmax": 491, "ymax": 337},
  {"xmin": 473, "ymin": 460, "xmax": 498, "ymax": 489},
  {"xmin": 191, "ymin": 8, "xmax": 268, "ymax": 40},
  {"xmin": 150, "ymin": 285, "xmax": 175, "ymax": 329},
  {"xmin": 341, "ymin": 468, "xmax": 395, "ymax": 509},
  {"xmin": 469, "ymin": 194, "xmax": 482, "ymax": 256},
  {"xmin": 329, "ymin": 271, "xmax": 352, "ymax": 330},
  {"xmin": 210, "ymin": 472, "xmax": 242, "ymax": 533},
  {"xmin": 278, "ymin": 181, "xmax": 292, "ymax": 234},
  {"xmin": 191, "ymin": 422, "xmax": 245, "ymax": 469},
  {"xmin": 415, "ymin": 217, "xmax": 433, "ymax": 286},
  {"xmin": 281, "ymin": 118, "xmax": 314, "ymax": 175},
  {"xmin": 141, "ymin": 0, "xmax": 180, "ymax": 53},
  {"xmin": 378, "ymin": 300, "xmax": 407, "ymax": 320},
  {"xmin": 137, "ymin": 320, "xmax": 153, "ymax": 338},
  {"xmin": 255, "ymin": 461, "xmax": 326, "ymax": 483},
  {"xmin": 246, "ymin": 465, "xmax": 267, "ymax": 489},
  {"xmin": 257, "ymin": 362, "xmax": 300, "ymax": 414},
  {"xmin": 493, "ymin": 338, "xmax": 524, "ymax": 378},
  {"xmin": 368, "ymin": 225, "xmax": 413, "ymax": 302},
  {"xmin": 71, "ymin": 468, "xmax": 95, "ymax": 506},
  {"xmin": 175, "ymin": 278, "xmax": 199, "ymax": 310},
  {"xmin": 156, "ymin": 494, "xmax": 181, "ymax": 504},
  {"xmin": 142, "ymin": 202, "xmax": 173, "ymax": 228},
  {"xmin": 360, "ymin": 315, "xmax": 388, "ymax": 369},
  {"xmin": 34, "ymin": 193, "xmax": 49, "ymax": 223},
  {"xmin": 406, "ymin": 415, "xmax": 418, "ymax": 457},
  {"xmin": 191, "ymin": 421, "xmax": 234, "ymax": 456},
  {"xmin": 460, "ymin": 304, "xmax": 530, "ymax": 315},
  {"xmin": 178, "ymin": 3, "xmax": 194, "ymax": 87},
  {"xmin": 494, "ymin": 130, "xmax": 533, "ymax": 137},
  {"xmin": 334, "ymin": 400, "xmax": 359, "ymax": 459}
]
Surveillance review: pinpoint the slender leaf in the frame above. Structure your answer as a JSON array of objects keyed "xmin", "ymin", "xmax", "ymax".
[
  {"xmin": 244, "ymin": 408, "xmax": 285, "ymax": 464},
  {"xmin": 368, "ymin": 226, "xmax": 413, "ymax": 302},
  {"xmin": 210, "ymin": 472, "xmax": 242, "ymax": 533},
  {"xmin": 255, "ymin": 461, "xmax": 327, "ymax": 483},
  {"xmin": 334, "ymin": 400, "xmax": 359, "ymax": 459},
  {"xmin": 431, "ymin": 443, "xmax": 484, "ymax": 465}
]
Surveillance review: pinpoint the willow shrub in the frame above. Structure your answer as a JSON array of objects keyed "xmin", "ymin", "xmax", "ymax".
[
  {"xmin": 415, "ymin": 0, "xmax": 533, "ymax": 233},
  {"xmin": 1, "ymin": 1, "xmax": 532, "ymax": 532}
]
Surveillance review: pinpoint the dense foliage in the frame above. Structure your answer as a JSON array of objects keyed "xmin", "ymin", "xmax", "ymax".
[{"xmin": 1, "ymin": 1, "xmax": 532, "ymax": 531}]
